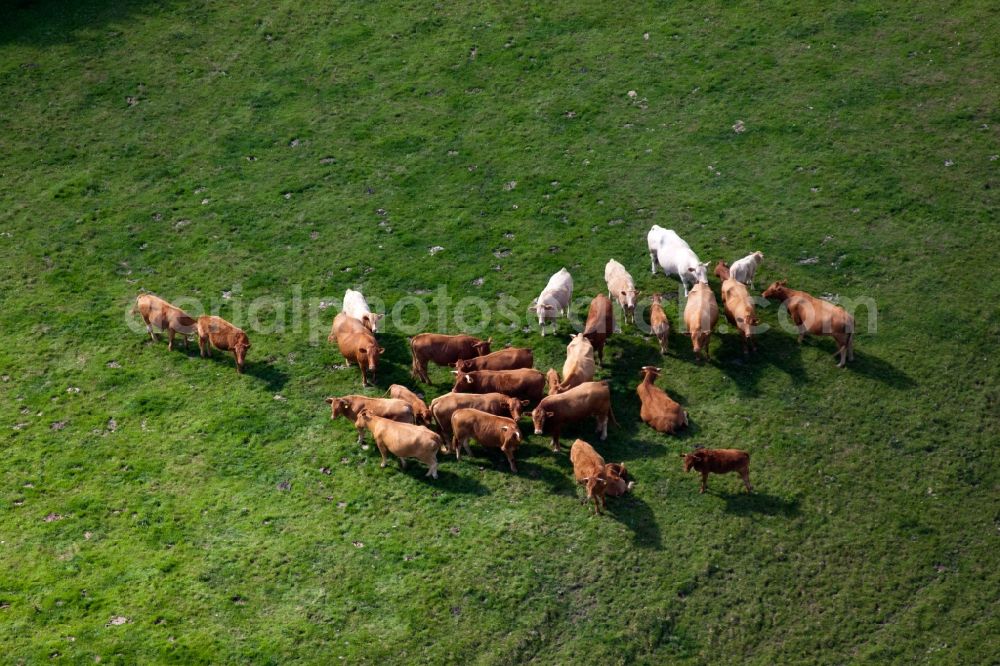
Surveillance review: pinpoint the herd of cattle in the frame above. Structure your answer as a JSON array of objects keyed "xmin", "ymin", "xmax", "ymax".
[{"xmin": 132, "ymin": 225, "xmax": 856, "ymax": 513}]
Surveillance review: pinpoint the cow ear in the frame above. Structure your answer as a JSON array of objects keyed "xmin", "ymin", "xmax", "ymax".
[
  {"xmin": 324, "ymin": 397, "xmax": 334, "ymax": 404},
  {"xmin": 527, "ymin": 305, "xmax": 537, "ymax": 312},
  {"xmin": 500, "ymin": 426, "xmax": 508, "ymax": 432},
  {"xmin": 379, "ymin": 347, "xmax": 386, "ymax": 354},
  {"xmin": 520, "ymin": 400, "xmax": 530, "ymax": 406},
  {"xmin": 465, "ymin": 375, "xmax": 473, "ymax": 383},
  {"xmin": 546, "ymin": 411, "xmax": 555, "ymax": 417},
  {"xmin": 687, "ymin": 267, "xmax": 695, "ymax": 272},
  {"xmin": 620, "ymin": 290, "xmax": 627, "ymax": 296}
]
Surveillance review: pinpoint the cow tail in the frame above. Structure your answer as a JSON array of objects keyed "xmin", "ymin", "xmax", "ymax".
[
  {"xmin": 129, "ymin": 296, "xmax": 139, "ymax": 316},
  {"xmin": 609, "ymin": 403, "xmax": 620, "ymax": 428},
  {"xmin": 408, "ymin": 337, "xmax": 419, "ymax": 378}
]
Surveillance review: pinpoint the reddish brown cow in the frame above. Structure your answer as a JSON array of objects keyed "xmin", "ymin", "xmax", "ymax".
[
  {"xmin": 636, "ymin": 366, "xmax": 688, "ymax": 435},
  {"xmin": 683, "ymin": 282, "xmax": 718, "ymax": 362},
  {"xmin": 682, "ymin": 448, "xmax": 752, "ymax": 494},
  {"xmin": 531, "ymin": 381, "xmax": 616, "ymax": 452},
  {"xmin": 410, "ymin": 333, "xmax": 491, "ymax": 383},
  {"xmin": 385, "ymin": 384, "xmax": 432, "ymax": 426},
  {"xmin": 449, "ymin": 408, "xmax": 522, "ymax": 472},
  {"xmin": 452, "ymin": 368, "xmax": 546, "ymax": 404},
  {"xmin": 716, "ymin": 261, "xmax": 759, "ymax": 354},
  {"xmin": 762, "ymin": 280, "xmax": 855, "ymax": 367},
  {"xmin": 355, "ymin": 410, "xmax": 442, "ymax": 478},
  {"xmin": 196, "ymin": 315, "xmax": 250, "ymax": 373},
  {"xmin": 570, "ymin": 439, "xmax": 607, "ymax": 513},
  {"xmin": 325, "ymin": 394, "xmax": 414, "ymax": 443},
  {"xmin": 582, "ymin": 294, "xmax": 615, "ymax": 365},
  {"xmin": 649, "ymin": 293, "xmax": 670, "ymax": 355},
  {"xmin": 602, "ymin": 462, "xmax": 635, "ymax": 497},
  {"xmin": 454, "ymin": 347, "xmax": 533, "ymax": 372},
  {"xmin": 330, "ymin": 312, "xmax": 384, "ymax": 386},
  {"xmin": 132, "ymin": 294, "xmax": 197, "ymax": 351},
  {"xmin": 429, "ymin": 392, "xmax": 528, "ymax": 443}
]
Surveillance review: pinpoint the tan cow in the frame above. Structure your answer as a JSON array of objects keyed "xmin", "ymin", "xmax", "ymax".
[
  {"xmin": 682, "ymin": 448, "xmax": 752, "ymax": 494},
  {"xmin": 330, "ymin": 312, "xmax": 384, "ymax": 386},
  {"xmin": 325, "ymin": 394, "xmax": 414, "ymax": 444},
  {"xmin": 385, "ymin": 384, "xmax": 432, "ymax": 426},
  {"xmin": 583, "ymin": 294, "xmax": 615, "ymax": 366},
  {"xmin": 557, "ymin": 332, "xmax": 595, "ymax": 393},
  {"xmin": 449, "ymin": 408, "xmax": 522, "ymax": 472},
  {"xmin": 429, "ymin": 392, "xmax": 528, "ymax": 443},
  {"xmin": 355, "ymin": 410, "xmax": 442, "ymax": 478},
  {"xmin": 570, "ymin": 439, "xmax": 635, "ymax": 514},
  {"xmin": 545, "ymin": 368, "xmax": 562, "ymax": 396},
  {"xmin": 604, "ymin": 259, "xmax": 638, "ymax": 326},
  {"xmin": 649, "ymin": 293, "xmax": 670, "ymax": 354},
  {"xmin": 454, "ymin": 347, "xmax": 533, "ymax": 373},
  {"xmin": 409, "ymin": 333, "xmax": 491, "ymax": 383},
  {"xmin": 762, "ymin": 280, "xmax": 855, "ymax": 367},
  {"xmin": 452, "ymin": 368, "xmax": 546, "ymax": 404},
  {"xmin": 716, "ymin": 260, "xmax": 760, "ymax": 354},
  {"xmin": 132, "ymin": 294, "xmax": 197, "ymax": 351},
  {"xmin": 602, "ymin": 462, "xmax": 635, "ymax": 498},
  {"xmin": 636, "ymin": 366, "xmax": 688, "ymax": 435},
  {"xmin": 531, "ymin": 381, "xmax": 616, "ymax": 452},
  {"xmin": 196, "ymin": 315, "xmax": 250, "ymax": 373},
  {"xmin": 683, "ymin": 282, "xmax": 718, "ymax": 362}
]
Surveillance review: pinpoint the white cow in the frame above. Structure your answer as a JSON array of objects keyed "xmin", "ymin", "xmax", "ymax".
[
  {"xmin": 529, "ymin": 268, "xmax": 573, "ymax": 336},
  {"xmin": 343, "ymin": 289, "xmax": 383, "ymax": 333},
  {"xmin": 729, "ymin": 251, "xmax": 764, "ymax": 288},
  {"xmin": 604, "ymin": 259, "xmax": 638, "ymax": 326},
  {"xmin": 652, "ymin": 230, "xmax": 708, "ymax": 297},
  {"xmin": 647, "ymin": 225, "xmax": 671, "ymax": 274}
]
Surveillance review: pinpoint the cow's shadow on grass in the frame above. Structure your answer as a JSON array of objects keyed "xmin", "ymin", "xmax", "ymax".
[
  {"xmin": 396, "ymin": 464, "xmax": 490, "ymax": 495},
  {"xmin": 198, "ymin": 353, "xmax": 289, "ymax": 392},
  {"xmin": 604, "ymin": 493, "xmax": 663, "ymax": 549},
  {"xmin": 714, "ymin": 329, "xmax": 808, "ymax": 395},
  {"xmin": 848, "ymin": 350, "xmax": 916, "ymax": 389},
  {"xmin": 718, "ymin": 490, "xmax": 800, "ymax": 517}
]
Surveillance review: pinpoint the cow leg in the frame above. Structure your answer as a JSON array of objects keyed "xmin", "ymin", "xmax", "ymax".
[
  {"xmin": 597, "ymin": 415, "xmax": 608, "ymax": 441},
  {"xmin": 451, "ymin": 434, "xmax": 462, "ymax": 461},
  {"xmin": 462, "ymin": 438, "xmax": 472, "ymax": 457},
  {"xmin": 198, "ymin": 336, "xmax": 208, "ymax": 357},
  {"xmin": 550, "ymin": 431, "xmax": 561, "ymax": 453},
  {"xmin": 356, "ymin": 427, "xmax": 365, "ymax": 445},
  {"xmin": 650, "ymin": 252, "xmax": 657, "ymax": 275},
  {"xmin": 144, "ymin": 319, "xmax": 157, "ymax": 342},
  {"xmin": 504, "ymin": 448, "xmax": 518, "ymax": 474},
  {"xmin": 167, "ymin": 328, "xmax": 176, "ymax": 351},
  {"xmin": 700, "ymin": 471, "xmax": 708, "ymax": 493},
  {"xmin": 426, "ymin": 459, "xmax": 438, "ymax": 479},
  {"xmin": 358, "ymin": 363, "xmax": 369, "ymax": 387},
  {"xmin": 741, "ymin": 468, "xmax": 753, "ymax": 493}
]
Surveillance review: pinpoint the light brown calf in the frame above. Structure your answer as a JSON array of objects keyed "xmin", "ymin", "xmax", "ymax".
[
  {"xmin": 570, "ymin": 439, "xmax": 629, "ymax": 514},
  {"xmin": 716, "ymin": 260, "xmax": 759, "ymax": 354},
  {"xmin": 449, "ymin": 408, "xmax": 522, "ymax": 472},
  {"xmin": 385, "ymin": 384, "xmax": 432, "ymax": 426},
  {"xmin": 355, "ymin": 410, "xmax": 442, "ymax": 479},
  {"xmin": 683, "ymin": 282, "xmax": 718, "ymax": 362},
  {"xmin": 196, "ymin": 315, "xmax": 250, "ymax": 373},
  {"xmin": 132, "ymin": 294, "xmax": 197, "ymax": 351},
  {"xmin": 649, "ymin": 293, "xmax": 670, "ymax": 354}
]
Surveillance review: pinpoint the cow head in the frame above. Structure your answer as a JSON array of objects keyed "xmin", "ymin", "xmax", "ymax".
[
  {"xmin": 234, "ymin": 339, "xmax": 250, "ymax": 373},
  {"xmin": 619, "ymin": 287, "xmax": 638, "ymax": 312},
  {"xmin": 472, "ymin": 337, "xmax": 492, "ymax": 356},
  {"xmin": 353, "ymin": 408, "xmax": 372, "ymax": 430},
  {"xmin": 762, "ymin": 279, "xmax": 788, "ymax": 300},
  {"xmin": 362, "ymin": 313, "xmax": 384, "ymax": 333},
  {"xmin": 714, "ymin": 260, "xmax": 730, "ymax": 282},
  {"xmin": 528, "ymin": 301, "xmax": 557, "ymax": 324},
  {"xmin": 359, "ymin": 344, "xmax": 385, "ymax": 372},
  {"xmin": 452, "ymin": 371, "xmax": 475, "ymax": 393},
  {"xmin": 531, "ymin": 407, "xmax": 554, "ymax": 435},
  {"xmin": 682, "ymin": 450, "xmax": 705, "ymax": 473},
  {"xmin": 604, "ymin": 462, "xmax": 635, "ymax": 496},
  {"xmin": 507, "ymin": 398, "xmax": 529, "ymax": 421},
  {"xmin": 650, "ymin": 292, "xmax": 663, "ymax": 305},
  {"xmin": 752, "ymin": 251, "xmax": 764, "ymax": 263},
  {"xmin": 500, "ymin": 424, "xmax": 521, "ymax": 451},
  {"xmin": 687, "ymin": 261, "xmax": 710, "ymax": 284},
  {"xmin": 580, "ymin": 474, "xmax": 608, "ymax": 503},
  {"xmin": 325, "ymin": 397, "xmax": 352, "ymax": 420},
  {"xmin": 736, "ymin": 314, "xmax": 760, "ymax": 337},
  {"xmin": 639, "ymin": 366, "xmax": 662, "ymax": 380}
]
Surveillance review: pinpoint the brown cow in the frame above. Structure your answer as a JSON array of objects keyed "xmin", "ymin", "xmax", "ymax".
[
  {"xmin": 385, "ymin": 384, "xmax": 432, "ymax": 426},
  {"xmin": 452, "ymin": 368, "xmax": 546, "ymax": 404},
  {"xmin": 355, "ymin": 410, "xmax": 442, "ymax": 478},
  {"xmin": 568, "ymin": 439, "xmax": 611, "ymax": 514},
  {"xmin": 762, "ymin": 280, "xmax": 855, "ymax": 367},
  {"xmin": 330, "ymin": 312, "xmax": 384, "ymax": 386},
  {"xmin": 602, "ymin": 462, "xmax": 635, "ymax": 498},
  {"xmin": 449, "ymin": 408, "xmax": 522, "ymax": 472},
  {"xmin": 325, "ymin": 394, "xmax": 414, "ymax": 444},
  {"xmin": 683, "ymin": 282, "xmax": 718, "ymax": 362},
  {"xmin": 636, "ymin": 366, "xmax": 688, "ymax": 435},
  {"xmin": 454, "ymin": 347, "xmax": 533, "ymax": 373},
  {"xmin": 682, "ymin": 448, "xmax": 752, "ymax": 494},
  {"xmin": 429, "ymin": 392, "xmax": 528, "ymax": 443},
  {"xmin": 649, "ymin": 293, "xmax": 670, "ymax": 355},
  {"xmin": 582, "ymin": 294, "xmax": 615, "ymax": 366},
  {"xmin": 196, "ymin": 315, "xmax": 250, "ymax": 373},
  {"xmin": 410, "ymin": 333, "xmax": 491, "ymax": 383},
  {"xmin": 545, "ymin": 368, "xmax": 562, "ymax": 396},
  {"xmin": 132, "ymin": 294, "xmax": 197, "ymax": 351},
  {"xmin": 531, "ymin": 381, "xmax": 616, "ymax": 452},
  {"xmin": 716, "ymin": 260, "xmax": 760, "ymax": 354}
]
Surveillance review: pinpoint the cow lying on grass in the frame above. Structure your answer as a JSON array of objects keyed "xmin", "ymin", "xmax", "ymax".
[{"xmin": 570, "ymin": 439, "xmax": 634, "ymax": 514}]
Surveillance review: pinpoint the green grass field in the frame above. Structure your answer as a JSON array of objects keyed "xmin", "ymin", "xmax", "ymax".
[{"xmin": 2, "ymin": 0, "xmax": 998, "ymax": 663}]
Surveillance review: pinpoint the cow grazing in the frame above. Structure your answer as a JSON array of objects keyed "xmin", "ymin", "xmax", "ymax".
[
  {"xmin": 455, "ymin": 347, "xmax": 533, "ymax": 373},
  {"xmin": 429, "ymin": 392, "xmax": 528, "ymax": 443},
  {"xmin": 716, "ymin": 261, "xmax": 759, "ymax": 354},
  {"xmin": 649, "ymin": 293, "xmax": 671, "ymax": 354},
  {"xmin": 409, "ymin": 333, "xmax": 491, "ymax": 383},
  {"xmin": 651, "ymin": 228, "xmax": 709, "ymax": 296},
  {"xmin": 636, "ymin": 366, "xmax": 688, "ymax": 435},
  {"xmin": 343, "ymin": 288, "xmax": 383, "ymax": 333},
  {"xmin": 354, "ymin": 410, "xmax": 442, "ymax": 478},
  {"xmin": 196, "ymin": 316, "xmax": 250, "ymax": 373},
  {"xmin": 132, "ymin": 294, "xmax": 197, "ymax": 351},
  {"xmin": 762, "ymin": 280, "xmax": 855, "ymax": 367},
  {"xmin": 557, "ymin": 332, "xmax": 595, "ymax": 393},
  {"xmin": 330, "ymin": 312, "xmax": 384, "ymax": 386},
  {"xmin": 385, "ymin": 384, "xmax": 432, "ymax": 426},
  {"xmin": 605, "ymin": 259, "xmax": 638, "ymax": 326},
  {"xmin": 570, "ymin": 439, "xmax": 633, "ymax": 513},
  {"xmin": 452, "ymin": 368, "xmax": 546, "ymax": 405},
  {"xmin": 449, "ymin": 408, "xmax": 522, "ymax": 472},
  {"xmin": 529, "ymin": 268, "xmax": 573, "ymax": 336},
  {"xmin": 683, "ymin": 282, "xmax": 718, "ymax": 362},
  {"xmin": 682, "ymin": 448, "xmax": 752, "ymax": 494},
  {"xmin": 583, "ymin": 294, "xmax": 615, "ymax": 366},
  {"xmin": 729, "ymin": 251, "xmax": 764, "ymax": 288},
  {"xmin": 325, "ymin": 394, "xmax": 414, "ymax": 444},
  {"xmin": 531, "ymin": 381, "xmax": 616, "ymax": 452}
]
